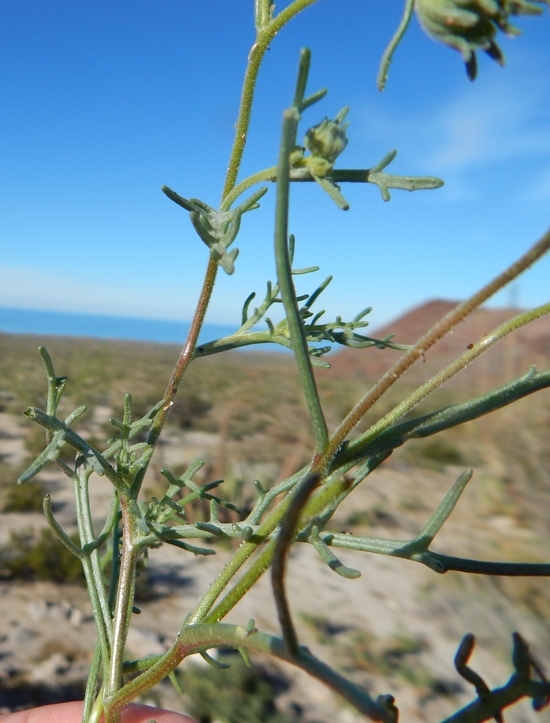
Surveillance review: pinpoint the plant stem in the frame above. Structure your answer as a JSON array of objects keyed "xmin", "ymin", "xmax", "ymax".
[
  {"xmin": 274, "ymin": 106, "xmax": 328, "ymax": 454},
  {"xmin": 108, "ymin": 623, "xmax": 395, "ymax": 722},
  {"xmin": 324, "ymin": 227, "xmax": 550, "ymax": 466},
  {"xmin": 340, "ymin": 367, "xmax": 550, "ymax": 465},
  {"xmin": 377, "ymin": 0, "xmax": 415, "ymax": 91},
  {"xmin": 204, "ymin": 540, "xmax": 277, "ymax": 624},
  {"xmin": 346, "ymin": 302, "xmax": 550, "ymax": 456},
  {"xmin": 74, "ymin": 470, "xmax": 112, "ymax": 678},
  {"xmin": 221, "ymin": 39, "xmax": 269, "ymax": 200},
  {"xmin": 151, "ymin": 261, "xmax": 216, "ymax": 439},
  {"xmin": 186, "ymin": 486, "xmax": 300, "ymax": 623},
  {"xmin": 269, "ymin": 227, "xmax": 550, "ymax": 657},
  {"xmin": 105, "ymin": 500, "xmax": 139, "ymax": 708},
  {"xmin": 222, "ymin": 165, "xmax": 443, "ymax": 210},
  {"xmin": 135, "ymin": 3, "xmax": 323, "ymax": 487},
  {"xmin": 222, "ymin": 0, "xmax": 321, "ymax": 199}
]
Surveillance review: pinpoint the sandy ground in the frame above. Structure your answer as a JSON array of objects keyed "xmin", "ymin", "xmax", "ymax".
[{"xmin": 1, "ymin": 410, "xmax": 549, "ymax": 722}]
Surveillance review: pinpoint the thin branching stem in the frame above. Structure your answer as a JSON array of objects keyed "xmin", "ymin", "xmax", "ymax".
[
  {"xmin": 340, "ymin": 366, "xmax": 550, "ymax": 465},
  {"xmin": 271, "ymin": 472, "xmax": 319, "ymax": 655},
  {"xmin": 18, "ymin": 3, "xmax": 550, "ymax": 721},
  {"xmin": 83, "ymin": 645, "xmax": 102, "ymax": 723},
  {"xmin": 325, "ymin": 532, "xmax": 550, "ymax": 575},
  {"xmin": 107, "ymin": 623, "xmax": 395, "ymax": 722},
  {"xmin": 222, "ymin": 0, "xmax": 321, "ymax": 199},
  {"xmin": 269, "ymin": 230, "xmax": 550, "ymax": 660},
  {"xmin": 134, "ymin": 1, "xmax": 324, "ymax": 492},
  {"xmin": 269, "ymin": 49, "xmax": 333, "ymax": 656},
  {"xmin": 324, "ymin": 227, "xmax": 550, "ymax": 467},
  {"xmin": 191, "ymin": 463, "xmax": 373, "ymax": 627},
  {"xmin": 105, "ymin": 500, "xmax": 139, "ymax": 706},
  {"xmin": 138, "ymin": 259, "xmax": 217, "ymax": 464},
  {"xmin": 221, "ymin": 164, "xmax": 443, "ymax": 210},
  {"xmin": 274, "ymin": 108, "xmax": 328, "ymax": 453},
  {"xmin": 377, "ymin": 0, "xmax": 415, "ymax": 91},
  {"xmin": 204, "ymin": 540, "xmax": 278, "ymax": 625},
  {"xmin": 346, "ymin": 302, "xmax": 550, "ymax": 455},
  {"xmin": 186, "ymin": 482, "xmax": 302, "ymax": 623},
  {"xmin": 73, "ymin": 470, "xmax": 112, "ymax": 680}
]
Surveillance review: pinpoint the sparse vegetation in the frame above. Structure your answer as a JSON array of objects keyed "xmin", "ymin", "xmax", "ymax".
[
  {"xmin": 2, "ymin": 479, "xmax": 45, "ymax": 513},
  {"xmin": 180, "ymin": 651, "xmax": 295, "ymax": 723},
  {"xmin": 342, "ymin": 629, "xmax": 432, "ymax": 687},
  {"xmin": 407, "ymin": 438, "xmax": 466, "ymax": 470},
  {"xmin": 2, "ymin": 2, "xmax": 550, "ymax": 723},
  {"xmin": 0, "ymin": 528, "xmax": 84, "ymax": 584}
]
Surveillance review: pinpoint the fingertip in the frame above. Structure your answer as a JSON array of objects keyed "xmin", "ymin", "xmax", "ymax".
[
  {"xmin": 0, "ymin": 701, "xmax": 84, "ymax": 723},
  {"xmin": 122, "ymin": 704, "xmax": 196, "ymax": 723},
  {"xmin": 0, "ymin": 703, "xmax": 196, "ymax": 723}
]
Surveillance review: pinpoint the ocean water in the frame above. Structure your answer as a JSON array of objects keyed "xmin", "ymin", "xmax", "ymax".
[{"xmin": 0, "ymin": 306, "xmax": 237, "ymax": 346}]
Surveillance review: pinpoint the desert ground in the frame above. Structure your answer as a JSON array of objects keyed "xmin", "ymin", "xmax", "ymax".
[{"xmin": 1, "ymin": 302, "xmax": 549, "ymax": 722}]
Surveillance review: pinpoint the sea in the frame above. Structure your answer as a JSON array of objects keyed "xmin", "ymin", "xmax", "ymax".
[{"xmin": 0, "ymin": 306, "xmax": 237, "ymax": 346}]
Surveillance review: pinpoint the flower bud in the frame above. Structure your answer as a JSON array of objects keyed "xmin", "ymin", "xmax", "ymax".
[{"xmin": 304, "ymin": 107, "xmax": 349, "ymax": 165}]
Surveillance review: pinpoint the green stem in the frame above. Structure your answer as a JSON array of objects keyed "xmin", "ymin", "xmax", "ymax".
[
  {"xmin": 100, "ymin": 10, "xmax": 329, "ymax": 717},
  {"xmin": 324, "ymin": 227, "xmax": 550, "ymax": 467},
  {"xmin": 377, "ymin": 0, "xmax": 415, "ymax": 91},
  {"xmin": 205, "ymin": 541, "xmax": 277, "ymax": 624},
  {"xmin": 340, "ymin": 366, "xmax": 550, "ymax": 466},
  {"xmin": 345, "ymin": 302, "xmax": 550, "ymax": 457},
  {"xmin": 222, "ymin": 0, "xmax": 321, "ymax": 199},
  {"xmin": 325, "ymin": 532, "xmax": 550, "ymax": 576},
  {"xmin": 83, "ymin": 644, "xmax": 102, "ymax": 723},
  {"xmin": 274, "ymin": 62, "xmax": 328, "ymax": 454},
  {"xmin": 254, "ymin": 0, "xmax": 272, "ymax": 30},
  {"xmin": 105, "ymin": 499, "xmax": 139, "ymax": 710},
  {"xmin": 204, "ymin": 471, "xmax": 369, "ymax": 643},
  {"xmin": 269, "ymin": 54, "xmax": 333, "ymax": 653},
  {"xmin": 270, "ymin": 228, "xmax": 550, "ymax": 657},
  {"xmin": 195, "ymin": 330, "xmax": 294, "ymax": 355},
  {"xmin": 43, "ymin": 495, "xmax": 83, "ymax": 558},
  {"xmin": 107, "ymin": 623, "xmax": 395, "ymax": 722},
  {"xmin": 221, "ymin": 39, "xmax": 268, "ymax": 199},
  {"xmin": 132, "ymin": 257, "xmax": 217, "ymax": 498},
  {"xmin": 221, "ymin": 167, "xmax": 277, "ymax": 210},
  {"xmin": 73, "ymin": 470, "xmax": 112, "ymax": 684},
  {"xmin": 271, "ymin": 472, "xmax": 320, "ymax": 656},
  {"xmin": 134, "ymin": 3, "xmax": 323, "ymax": 490},
  {"xmin": 186, "ymin": 486, "xmax": 300, "ymax": 623},
  {"xmin": 188, "ymin": 460, "xmax": 353, "ymax": 627},
  {"xmin": 222, "ymin": 165, "xmax": 443, "ymax": 211}
]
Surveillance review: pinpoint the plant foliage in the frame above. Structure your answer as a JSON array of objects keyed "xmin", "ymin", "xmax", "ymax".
[{"xmin": 13, "ymin": 2, "xmax": 550, "ymax": 722}]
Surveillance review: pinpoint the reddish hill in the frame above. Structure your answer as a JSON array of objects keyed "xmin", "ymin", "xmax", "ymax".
[{"xmin": 327, "ymin": 299, "xmax": 550, "ymax": 391}]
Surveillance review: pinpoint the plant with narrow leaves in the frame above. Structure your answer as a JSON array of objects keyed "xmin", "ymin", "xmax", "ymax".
[{"xmin": 14, "ymin": 2, "xmax": 550, "ymax": 723}]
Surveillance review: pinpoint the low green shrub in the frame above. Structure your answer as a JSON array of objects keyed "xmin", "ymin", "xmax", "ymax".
[
  {"xmin": 0, "ymin": 528, "xmax": 84, "ymax": 583},
  {"xmin": 408, "ymin": 438, "xmax": 465, "ymax": 469},
  {"xmin": 181, "ymin": 651, "xmax": 295, "ymax": 723},
  {"xmin": 2, "ymin": 479, "xmax": 45, "ymax": 512},
  {"xmin": 342, "ymin": 629, "xmax": 432, "ymax": 687}
]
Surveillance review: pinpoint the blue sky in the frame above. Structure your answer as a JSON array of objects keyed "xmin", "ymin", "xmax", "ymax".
[{"xmin": 1, "ymin": 1, "xmax": 549, "ymax": 332}]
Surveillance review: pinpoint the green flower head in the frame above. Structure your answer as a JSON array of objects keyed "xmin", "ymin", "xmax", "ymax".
[
  {"xmin": 304, "ymin": 107, "xmax": 349, "ymax": 165},
  {"xmin": 289, "ymin": 108, "xmax": 351, "ymax": 209},
  {"xmin": 415, "ymin": 0, "xmax": 549, "ymax": 80}
]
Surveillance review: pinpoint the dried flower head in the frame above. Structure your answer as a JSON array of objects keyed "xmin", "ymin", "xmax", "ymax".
[{"xmin": 415, "ymin": 0, "xmax": 549, "ymax": 79}]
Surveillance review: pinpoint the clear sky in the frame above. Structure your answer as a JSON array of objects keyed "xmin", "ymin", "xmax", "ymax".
[{"xmin": 1, "ymin": 1, "xmax": 549, "ymax": 332}]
